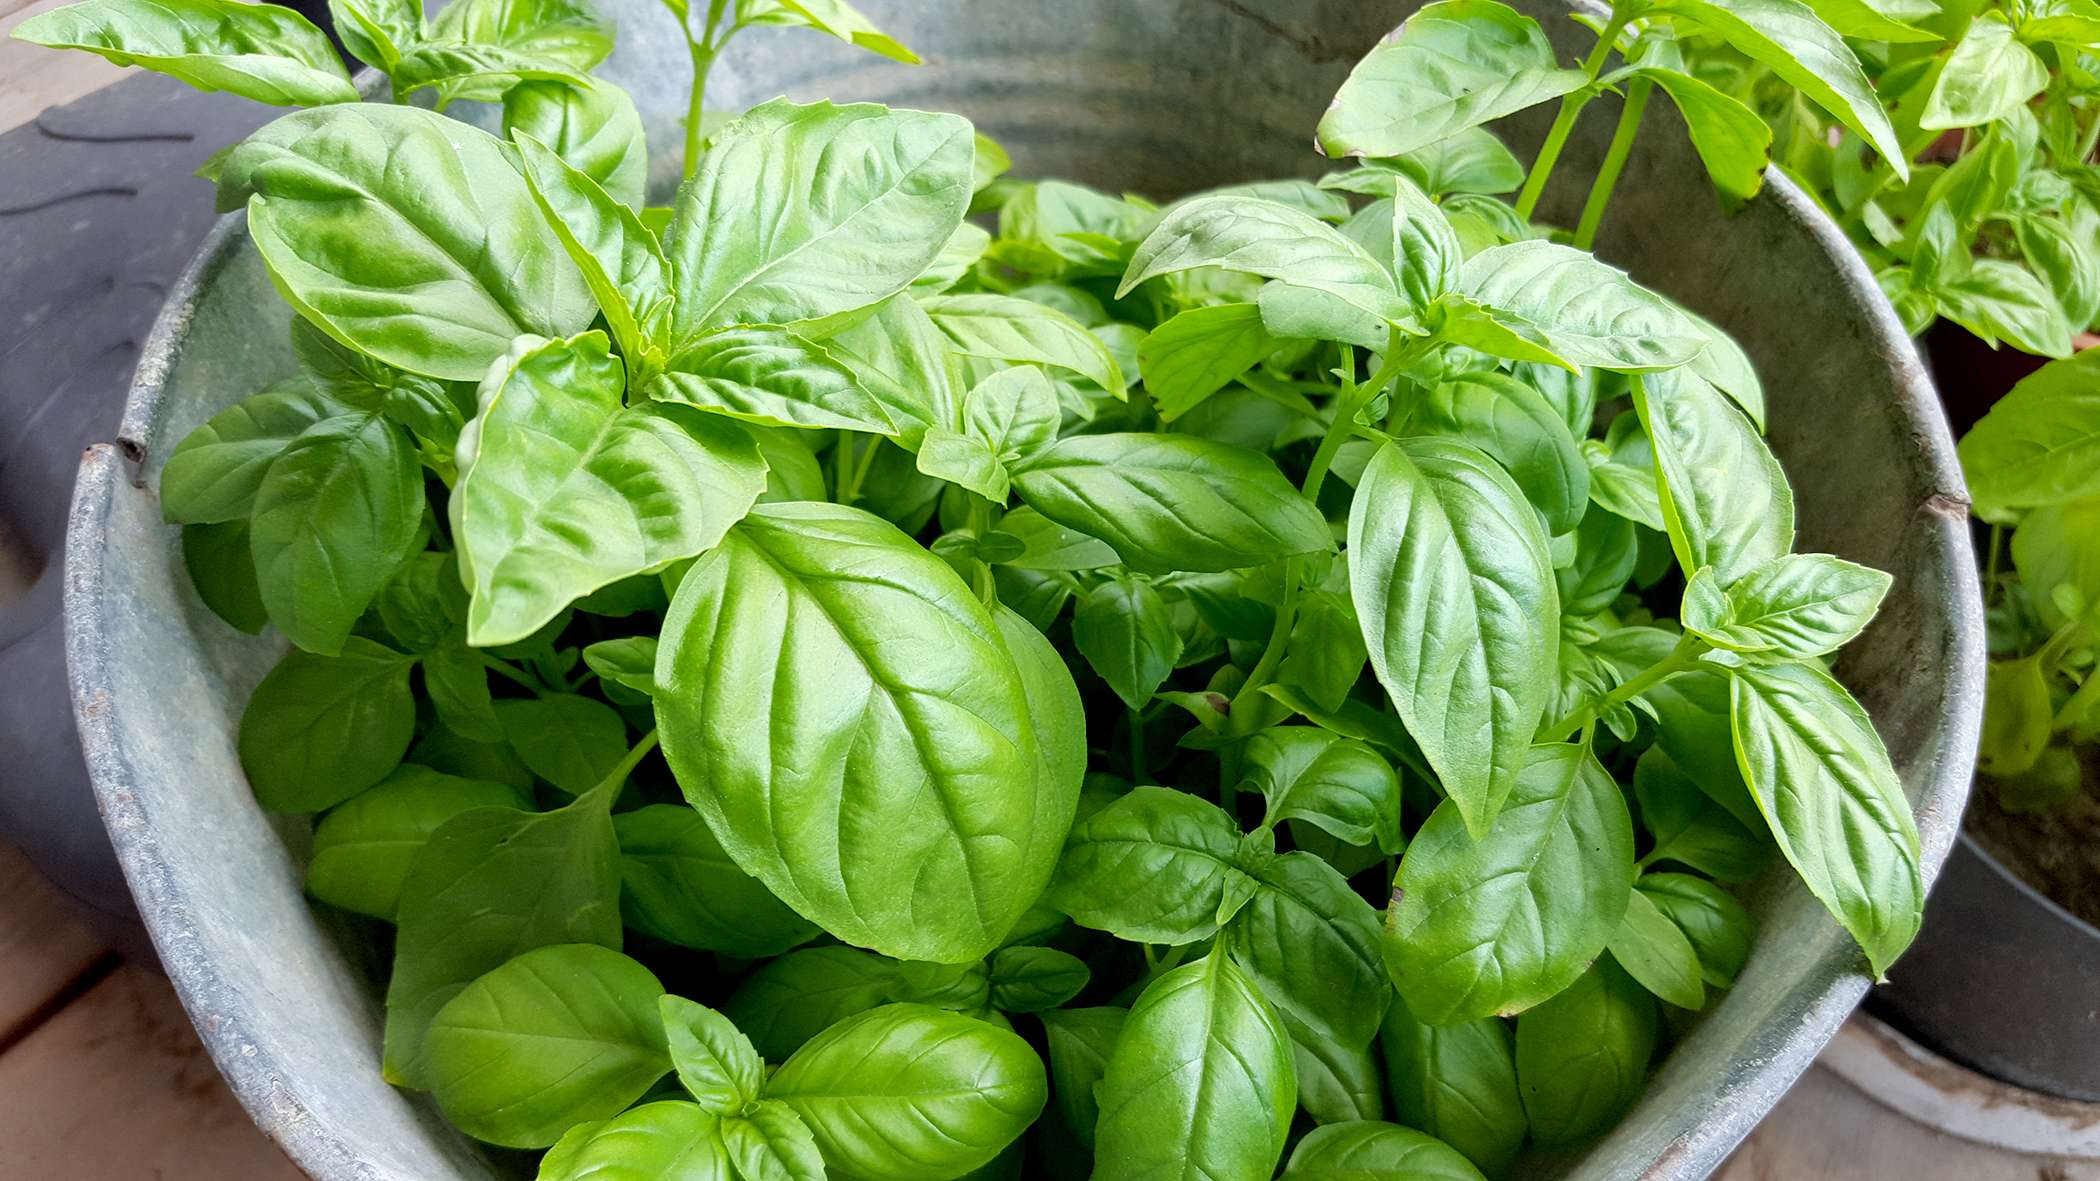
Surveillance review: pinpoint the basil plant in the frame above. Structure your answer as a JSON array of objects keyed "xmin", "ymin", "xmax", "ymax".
[{"xmin": 17, "ymin": 0, "xmax": 1926, "ymax": 1175}]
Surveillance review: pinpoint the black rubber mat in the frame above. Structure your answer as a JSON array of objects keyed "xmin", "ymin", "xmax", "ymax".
[{"xmin": 0, "ymin": 74, "xmax": 282, "ymax": 943}]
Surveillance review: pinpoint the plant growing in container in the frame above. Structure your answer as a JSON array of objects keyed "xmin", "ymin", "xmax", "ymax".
[{"xmin": 19, "ymin": 0, "xmax": 1936, "ymax": 1175}]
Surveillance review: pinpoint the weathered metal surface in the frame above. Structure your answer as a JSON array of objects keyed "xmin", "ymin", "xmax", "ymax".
[{"xmin": 63, "ymin": 1, "xmax": 1985, "ymax": 1178}]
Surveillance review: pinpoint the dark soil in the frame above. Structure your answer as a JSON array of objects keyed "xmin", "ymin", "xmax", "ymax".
[{"xmin": 1966, "ymin": 745, "xmax": 2100, "ymax": 931}]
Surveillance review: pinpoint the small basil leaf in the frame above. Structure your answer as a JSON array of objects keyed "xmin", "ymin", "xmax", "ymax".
[
  {"xmin": 1639, "ymin": 872, "xmax": 1752, "ymax": 989},
  {"xmin": 921, "ymin": 294, "xmax": 1128, "ymax": 398},
  {"xmin": 1284, "ymin": 1011, "xmax": 1385, "ymax": 1126},
  {"xmin": 821, "ymin": 293, "xmax": 964, "ymax": 447},
  {"xmin": 1635, "ymin": 67, "xmax": 1772, "ymax": 205},
  {"xmin": 496, "ymin": 694, "xmax": 628, "ymax": 796},
  {"xmin": 735, "ymin": 0, "xmax": 920, "ymax": 63},
  {"xmin": 1390, "ymin": 744, "xmax": 1636, "ymax": 1024},
  {"xmin": 1606, "ymin": 887, "xmax": 1707, "ymax": 1010},
  {"xmin": 986, "ymin": 946, "xmax": 1090, "ymax": 1014},
  {"xmin": 1681, "ymin": 553, "xmax": 1891, "ymax": 657},
  {"xmin": 1119, "ymin": 195, "xmax": 1408, "ymax": 329},
  {"xmin": 1381, "ymin": 996, "xmax": 1526, "ymax": 1179},
  {"xmin": 723, "ymin": 947, "xmax": 903, "ymax": 1063},
  {"xmin": 1230, "ymin": 850, "xmax": 1390, "ymax": 1048},
  {"xmin": 1040, "ymin": 1006, "xmax": 1125, "ymax": 1147},
  {"xmin": 1245, "ymin": 726, "xmax": 1402, "ymax": 854},
  {"xmin": 1634, "ymin": 367, "xmax": 1794, "ymax": 583},
  {"xmin": 1458, "ymin": 242, "xmax": 1709, "ymax": 373},
  {"xmin": 181, "ymin": 521, "xmax": 268, "ymax": 633},
  {"xmin": 239, "ymin": 638, "xmax": 416, "ymax": 813},
  {"xmin": 537, "ymin": 1100, "xmax": 728, "ymax": 1180},
  {"xmin": 1633, "ymin": 747, "xmax": 1770, "ymax": 883},
  {"xmin": 1072, "ymin": 576, "xmax": 1183, "ymax": 711},
  {"xmin": 1403, "ymin": 371, "xmax": 1590, "ymax": 535},
  {"xmin": 654, "ymin": 325, "xmax": 898, "ymax": 435},
  {"xmin": 1957, "ymin": 351, "xmax": 2100, "ymax": 515},
  {"xmin": 1278, "ymin": 1119, "xmax": 1489, "ymax": 1181},
  {"xmin": 614, "ymin": 805, "xmax": 818, "ymax": 957},
  {"xmin": 660, "ymin": 995, "xmax": 763, "ymax": 1116},
  {"xmin": 422, "ymin": 0, "xmax": 610, "ymax": 103},
  {"xmin": 306, "ymin": 765, "xmax": 528, "ymax": 920},
  {"xmin": 769, "ymin": 1005, "xmax": 1047, "ymax": 1181},
  {"xmin": 1139, "ymin": 302, "xmax": 1283, "ymax": 422},
  {"xmin": 1050, "ymin": 786, "xmax": 1250, "ymax": 945},
  {"xmin": 722, "ymin": 1100, "xmax": 825, "ymax": 1181},
  {"xmin": 503, "ymin": 78, "xmax": 648, "ymax": 210},
  {"xmin": 160, "ymin": 379, "xmax": 348, "ymax": 524},
  {"xmin": 513, "ymin": 135, "xmax": 672, "ymax": 371},
  {"xmin": 1922, "ymin": 12, "xmax": 2049, "ymax": 130}
]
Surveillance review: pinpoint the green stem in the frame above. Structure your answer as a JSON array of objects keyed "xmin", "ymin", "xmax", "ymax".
[
  {"xmin": 1129, "ymin": 707, "xmax": 1148, "ymax": 783},
  {"xmin": 681, "ymin": 0, "xmax": 731, "ymax": 179},
  {"xmin": 2054, "ymin": 669, "xmax": 2100, "ymax": 732},
  {"xmin": 1573, "ymin": 77, "xmax": 1652, "ymax": 251},
  {"xmin": 966, "ymin": 496, "xmax": 999, "ymax": 605},
  {"xmin": 581, "ymin": 729, "xmax": 660, "ymax": 808},
  {"xmin": 1984, "ymin": 523, "xmax": 2004, "ymax": 606},
  {"xmin": 2035, "ymin": 618, "xmax": 2090, "ymax": 670},
  {"xmin": 477, "ymin": 653, "xmax": 544, "ymax": 693},
  {"xmin": 1513, "ymin": 8, "xmax": 1632, "ymax": 222},
  {"xmin": 1538, "ymin": 633, "xmax": 1706, "ymax": 743},
  {"xmin": 835, "ymin": 434, "xmax": 882, "ymax": 505}
]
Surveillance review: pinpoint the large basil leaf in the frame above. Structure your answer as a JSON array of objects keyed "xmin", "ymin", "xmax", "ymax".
[
  {"xmin": 537, "ymin": 1101, "xmax": 729, "ymax": 1181},
  {"xmin": 213, "ymin": 103, "xmax": 594, "ymax": 381},
  {"xmin": 1278, "ymin": 1120, "xmax": 1489, "ymax": 1181},
  {"xmin": 1243, "ymin": 726, "xmax": 1403, "ymax": 854},
  {"xmin": 1381, "ymin": 997, "xmax": 1525, "ymax": 1179},
  {"xmin": 14, "ymin": 0, "xmax": 358, "ymax": 106},
  {"xmin": 1014, "ymin": 433, "xmax": 1332, "ymax": 574},
  {"xmin": 1140, "ymin": 302, "xmax": 1282, "ymax": 422},
  {"xmin": 1314, "ymin": 0, "xmax": 1586, "ymax": 159},
  {"xmin": 614, "ymin": 805, "xmax": 819, "ymax": 958},
  {"xmin": 821, "ymin": 293, "xmax": 963, "ymax": 448},
  {"xmin": 723, "ymin": 947, "xmax": 904, "ymax": 1062},
  {"xmin": 1957, "ymin": 351, "xmax": 2100, "ymax": 515},
  {"xmin": 1933, "ymin": 257, "xmax": 2077, "ymax": 359},
  {"xmin": 768, "ymin": 1004, "xmax": 1046, "ymax": 1181},
  {"xmin": 504, "ymin": 78, "xmax": 648, "ymax": 210},
  {"xmin": 306, "ymin": 765, "xmax": 528, "ymax": 919},
  {"xmin": 1923, "ymin": 13, "xmax": 2048, "ymax": 130},
  {"xmin": 1049, "ymin": 786, "xmax": 1251, "ymax": 944},
  {"xmin": 666, "ymin": 99, "xmax": 972, "ymax": 337},
  {"xmin": 160, "ymin": 380, "xmax": 347, "ymax": 524},
  {"xmin": 1093, "ymin": 951, "xmax": 1296, "ymax": 1181},
  {"xmin": 239, "ymin": 638, "xmax": 416, "ymax": 812},
  {"xmin": 1348, "ymin": 438, "xmax": 1558, "ymax": 835},
  {"xmin": 513, "ymin": 136, "xmax": 672, "ymax": 373},
  {"xmin": 1634, "ymin": 367, "xmax": 1794, "ymax": 584},
  {"xmin": 656, "ymin": 502, "xmax": 1059, "ymax": 963},
  {"xmin": 1389, "ymin": 745, "xmax": 1635, "ymax": 1024},
  {"xmin": 424, "ymin": 945, "xmax": 668, "ymax": 1148},
  {"xmin": 1728, "ymin": 661, "xmax": 1922, "ymax": 976},
  {"xmin": 1456, "ymin": 242, "xmax": 1708, "ymax": 373},
  {"xmin": 1405, "ymin": 371, "xmax": 1590, "ymax": 534},
  {"xmin": 1633, "ymin": 747, "xmax": 1770, "ymax": 883},
  {"xmin": 1287, "ymin": 1012, "xmax": 1385, "ymax": 1126},
  {"xmin": 1041, "ymin": 1006, "xmax": 1125, "ymax": 1147},
  {"xmin": 1118, "ymin": 195, "xmax": 1409, "ymax": 328},
  {"xmin": 382, "ymin": 786, "xmax": 622, "ymax": 1087},
  {"xmin": 453, "ymin": 333, "xmax": 765, "ymax": 646},
  {"xmin": 1514, "ymin": 961, "xmax": 1656, "ymax": 1147},
  {"xmin": 1636, "ymin": 67, "xmax": 1773, "ymax": 205},
  {"xmin": 250, "ymin": 409, "xmax": 424, "ymax": 654},
  {"xmin": 1232, "ymin": 851, "xmax": 1390, "ymax": 1048},
  {"xmin": 1654, "ymin": 0, "xmax": 1906, "ymax": 175},
  {"xmin": 1073, "ymin": 576, "xmax": 1183, "ymax": 710},
  {"xmin": 1680, "ymin": 553, "xmax": 1890, "ymax": 657}
]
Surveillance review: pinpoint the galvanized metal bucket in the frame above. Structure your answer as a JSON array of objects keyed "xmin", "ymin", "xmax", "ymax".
[{"xmin": 63, "ymin": 1, "xmax": 1985, "ymax": 1176}]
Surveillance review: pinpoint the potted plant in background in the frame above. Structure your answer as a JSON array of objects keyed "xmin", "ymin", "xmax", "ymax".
[
  {"xmin": 23, "ymin": 0, "xmax": 1983, "ymax": 1176},
  {"xmin": 1683, "ymin": 0, "xmax": 2100, "ymax": 1123}
]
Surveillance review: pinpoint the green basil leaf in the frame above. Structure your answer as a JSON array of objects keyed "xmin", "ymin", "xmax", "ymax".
[
  {"xmin": 1513, "ymin": 960, "xmax": 1656, "ymax": 1148},
  {"xmin": 513, "ymin": 135, "xmax": 672, "ymax": 371},
  {"xmin": 1120, "ymin": 196, "xmax": 1409, "ymax": 334},
  {"xmin": 1636, "ymin": 66, "xmax": 1772, "ymax": 204},
  {"xmin": 424, "ymin": 0, "xmax": 609, "ymax": 103},
  {"xmin": 918, "ymin": 429, "xmax": 1009, "ymax": 502},
  {"xmin": 454, "ymin": 333, "xmax": 765, "ymax": 644},
  {"xmin": 1633, "ymin": 367, "xmax": 1794, "ymax": 583},
  {"xmin": 1073, "ymin": 575, "xmax": 1184, "ymax": 710},
  {"xmin": 389, "ymin": 42, "xmax": 588, "ymax": 99},
  {"xmin": 1958, "ymin": 351, "xmax": 2100, "ymax": 514},
  {"xmin": 249, "ymin": 410, "xmax": 424, "ymax": 654},
  {"xmin": 214, "ymin": 103, "xmax": 595, "ymax": 381},
  {"xmin": 2017, "ymin": 210, "xmax": 2100, "ymax": 335},
  {"xmin": 1278, "ymin": 1120, "xmax": 1489, "ymax": 1181},
  {"xmin": 1679, "ymin": 308, "xmax": 1767, "ymax": 429},
  {"xmin": 182, "ymin": 521, "xmax": 269, "ymax": 633},
  {"xmin": 1923, "ymin": 12, "xmax": 2049, "ymax": 129},
  {"xmin": 666, "ymin": 99, "xmax": 971, "ymax": 337},
  {"xmin": 1405, "ymin": 371, "xmax": 1590, "ymax": 534},
  {"xmin": 1457, "ymin": 242, "xmax": 1708, "ymax": 373},
  {"xmin": 425, "ymin": 944, "xmax": 668, "ymax": 1148},
  {"xmin": 425, "ymin": 643, "xmax": 504, "ymax": 742},
  {"xmin": 1014, "ymin": 433, "xmax": 1332, "ymax": 574},
  {"xmin": 1681, "ymin": 553, "xmax": 1890, "ymax": 657},
  {"xmin": 504, "ymin": 78, "xmax": 648, "ymax": 210},
  {"xmin": 1558, "ymin": 509, "xmax": 1639, "ymax": 618},
  {"xmin": 2011, "ymin": 496, "xmax": 2100, "ymax": 631},
  {"xmin": 375, "ymin": 551, "xmax": 466, "ymax": 652},
  {"xmin": 660, "ymin": 995, "xmax": 763, "ymax": 1116},
  {"xmin": 613, "ymin": 805, "xmax": 818, "ymax": 957},
  {"xmin": 656, "ymin": 324, "xmax": 898, "ymax": 434},
  {"xmin": 1582, "ymin": 413, "xmax": 1669, "ymax": 532},
  {"xmin": 1933, "ymin": 257, "xmax": 2077, "ymax": 357},
  {"xmin": 1654, "ymin": 0, "xmax": 1906, "ymax": 177},
  {"xmin": 769, "ymin": 1004, "xmax": 1046, "ymax": 1181},
  {"xmin": 1633, "ymin": 747, "xmax": 1770, "ymax": 883},
  {"xmin": 329, "ymin": 0, "xmax": 418, "ymax": 73},
  {"xmin": 160, "ymin": 379, "xmax": 348, "ymax": 524},
  {"xmin": 1050, "ymin": 786, "xmax": 1251, "ymax": 944},
  {"xmin": 734, "ymin": 0, "xmax": 920, "ymax": 63},
  {"xmin": 1390, "ymin": 173, "xmax": 1465, "ymax": 317},
  {"xmin": 1398, "ymin": 126, "xmax": 1526, "ymax": 197},
  {"xmin": 584, "ymin": 636, "xmax": 660, "ymax": 699},
  {"xmin": 1349, "ymin": 438, "xmax": 1558, "ymax": 835},
  {"xmin": 1637, "ymin": 872, "xmax": 1751, "ymax": 988},
  {"xmin": 306, "ymin": 765, "xmax": 528, "ymax": 919},
  {"xmin": 14, "ymin": 0, "xmax": 357, "ymax": 106},
  {"xmin": 382, "ymin": 786, "xmax": 621, "ymax": 1087},
  {"xmin": 409, "ymin": 724, "xmax": 535, "ymax": 792},
  {"xmin": 537, "ymin": 1101, "xmax": 729, "ymax": 1180},
  {"xmin": 496, "ymin": 693, "xmax": 628, "ymax": 795},
  {"xmin": 1139, "ymin": 302, "xmax": 1281, "ymax": 422},
  {"xmin": 1728, "ymin": 660, "xmax": 1923, "ymax": 976},
  {"xmin": 1381, "ymin": 996, "xmax": 1526, "ymax": 1179},
  {"xmin": 1314, "ymin": 0, "xmax": 1586, "ymax": 159},
  {"xmin": 1606, "ymin": 886, "xmax": 1707, "ymax": 1009},
  {"xmin": 1093, "ymin": 951, "xmax": 1296, "ymax": 1181},
  {"xmin": 1040, "ymin": 1006, "xmax": 1125, "ymax": 1147},
  {"xmin": 723, "ymin": 947, "xmax": 903, "ymax": 1062},
  {"xmin": 964, "ymin": 364, "xmax": 1062, "ymax": 467},
  {"xmin": 994, "ymin": 506, "xmax": 1120, "ymax": 571},
  {"xmin": 722, "ymin": 1100, "xmax": 826, "ymax": 1181},
  {"xmin": 1805, "ymin": 0, "xmax": 1940, "ymax": 39},
  {"xmin": 239, "ymin": 638, "xmax": 416, "ymax": 812},
  {"xmin": 1275, "ymin": 589, "xmax": 1368, "ymax": 716},
  {"xmin": 1389, "ymin": 744, "xmax": 1636, "ymax": 1024},
  {"xmin": 822, "ymin": 293, "xmax": 964, "ymax": 447},
  {"xmin": 1640, "ymin": 658, "xmax": 1768, "ymax": 832},
  {"xmin": 657, "ymin": 502, "xmax": 1065, "ymax": 963},
  {"xmin": 1243, "ymin": 726, "xmax": 1403, "ymax": 854},
  {"xmin": 921, "ymin": 293, "xmax": 1129, "ymax": 398},
  {"xmin": 1231, "ymin": 850, "xmax": 1391, "ymax": 1048},
  {"xmin": 986, "ymin": 946, "xmax": 1091, "ymax": 1014}
]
